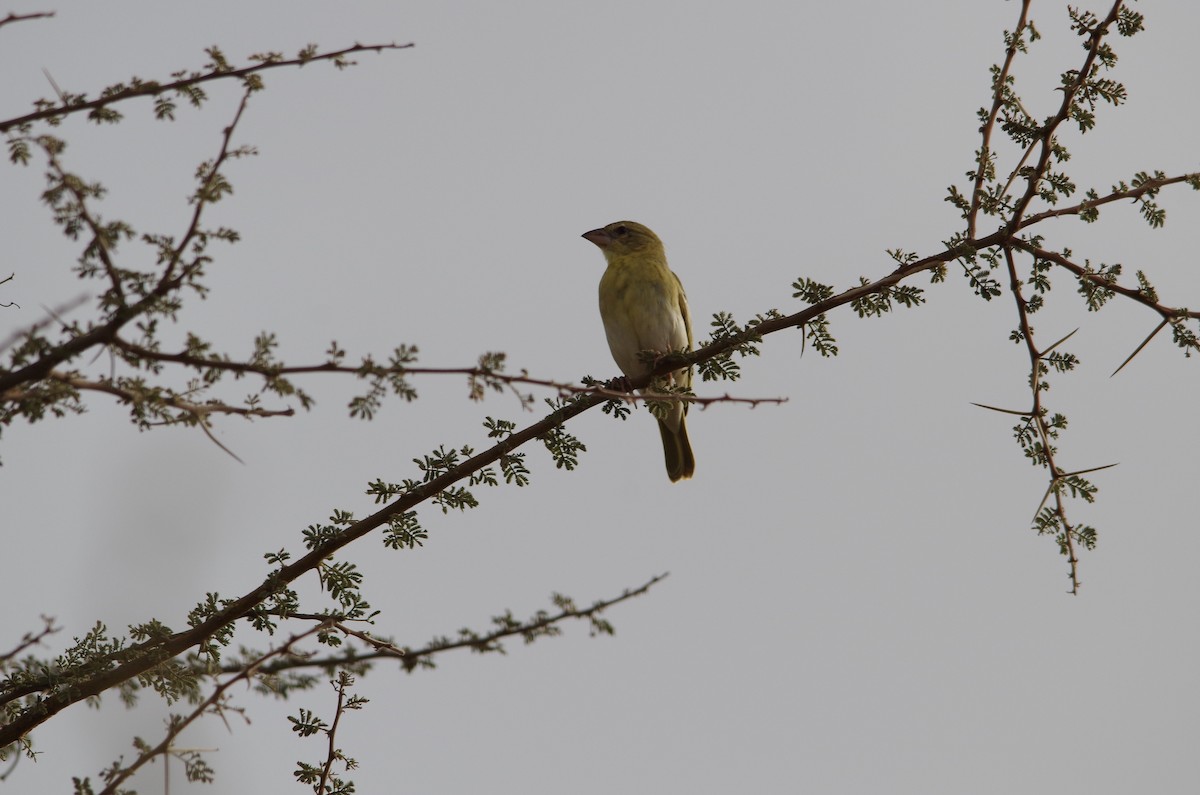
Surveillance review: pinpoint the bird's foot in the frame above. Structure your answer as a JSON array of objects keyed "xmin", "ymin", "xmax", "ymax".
[{"xmin": 607, "ymin": 375, "xmax": 635, "ymax": 393}]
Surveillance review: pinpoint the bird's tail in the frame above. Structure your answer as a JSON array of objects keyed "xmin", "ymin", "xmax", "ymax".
[{"xmin": 657, "ymin": 415, "xmax": 695, "ymax": 482}]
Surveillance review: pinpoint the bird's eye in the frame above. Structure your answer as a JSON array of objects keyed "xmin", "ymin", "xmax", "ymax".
[{"xmin": 614, "ymin": 225, "xmax": 628, "ymax": 236}]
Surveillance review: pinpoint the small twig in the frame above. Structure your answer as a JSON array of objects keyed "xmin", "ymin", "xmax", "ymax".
[
  {"xmin": 318, "ymin": 677, "xmax": 349, "ymax": 793},
  {"xmin": 40, "ymin": 146, "xmax": 128, "ymax": 306},
  {"xmin": 0, "ymin": 616, "xmax": 59, "ymax": 664},
  {"xmin": 0, "ymin": 294, "xmax": 89, "ymax": 354},
  {"xmin": 0, "ymin": 11, "xmax": 54, "ymax": 31},
  {"xmin": 33, "ymin": 371, "xmax": 294, "ymax": 420},
  {"xmin": 0, "ymin": 272, "xmax": 18, "ymax": 308}
]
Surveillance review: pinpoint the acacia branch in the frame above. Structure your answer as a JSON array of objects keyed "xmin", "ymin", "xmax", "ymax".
[
  {"xmin": 4, "ymin": 0, "xmax": 1198, "ymax": 741},
  {"xmin": 23, "ymin": 370, "xmax": 297, "ymax": 421},
  {"xmin": 1016, "ymin": 243, "xmax": 1200, "ymax": 323},
  {"xmin": 0, "ymin": 234, "xmax": 982, "ymax": 746},
  {"xmin": 104, "ymin": 335, "xmax": 785, "ymax": 409},
  {"xmin": 94, "ymin": 624, "xmax": 327, "ymax": 795},
  {"xmin": 1003, "ymin": 248, "xmax": 1082, "ymax": 592},
  {"xmin": 10, "ymin": 172, "xmax": 1200, "ymax": 743},
  {"xmin": 1006, "ymin": 0, "xmax": 1125, "ymax": 231},
  {"xmin": 1020, "ymin": 173, "xmax": 1200, "ymax": 228},
  {"xmin": 968, "ymin": 0, "xmax": 1032, "ymax": 239},
  {"xmin": 0, "ymin": 294, "xmax": 88, "ymax": 354},
  {"xmin": 230, "ymin": 573, "xmax": 667, "ymax": 678},
  {"xmin": 36, "ymin": 102, "xmax": 128, "ymax": 308},
  {"xmin": 0, "ymin": 11, "xmax": 53, "ymax": 31},
  {"xmin": 0, "ymin": 42, "xmax": 412, "ymax": 134},
  {"xmin": 0, "ymin": 617, "xmax": 58, "ymax": 665},
  {"xmin": 316, "ymin": 673, "xmax": 354, "ymax": 795},
  {"xmin": 0, "ymin": 93, "xmax": 252, "ymax": 395},
  {"xmin": 2, "ymin": 164, "xmax": 1195, "ymax": 743}
]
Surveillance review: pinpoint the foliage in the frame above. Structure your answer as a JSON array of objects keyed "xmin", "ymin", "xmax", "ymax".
[{"xmin": 3, "ymin": 2, "xmax": 1199, "ymax": 791}]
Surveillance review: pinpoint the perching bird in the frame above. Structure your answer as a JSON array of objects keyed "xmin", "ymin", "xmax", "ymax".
[{"xmin": 582, "ymin": 221, "xmax": 695, "ymax": 482}]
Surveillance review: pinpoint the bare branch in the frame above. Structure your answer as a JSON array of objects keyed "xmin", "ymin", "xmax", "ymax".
[
  {"xmin": 0, "ymin": 11, "xmax": 54, "ymax": 31},
  {"xmin": 0, "ymin": 272, "xmax": 18, "ymax": 308}
]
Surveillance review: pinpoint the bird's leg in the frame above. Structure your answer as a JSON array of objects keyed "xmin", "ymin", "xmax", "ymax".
[{"xmin": 607, "ymin": 374, "xmax": 635, "ymax": 393}]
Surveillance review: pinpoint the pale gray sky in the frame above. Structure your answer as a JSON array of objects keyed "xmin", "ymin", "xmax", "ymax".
[{"xmin": 4, "ymin": 2, "xmax": 1199, "ymax": 793}]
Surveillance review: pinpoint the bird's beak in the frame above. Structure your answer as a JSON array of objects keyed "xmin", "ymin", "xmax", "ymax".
[{"xmin": 581, "ymin": 228, "xmax": 611, "ymax": 249}]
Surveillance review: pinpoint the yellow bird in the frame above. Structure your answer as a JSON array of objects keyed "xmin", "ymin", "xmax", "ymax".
[{"xmin": 582, "ymin": 221, "xmax": 695, "ymax": 482}]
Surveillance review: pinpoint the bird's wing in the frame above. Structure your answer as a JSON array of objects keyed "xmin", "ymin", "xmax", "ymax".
[
  {"xmin": 671, "ymin": 271, "xmax": 693, "ymax": 393},
  {"xmin": 673, "ymin": 271, "xmax": 693, "ymax": 351}
]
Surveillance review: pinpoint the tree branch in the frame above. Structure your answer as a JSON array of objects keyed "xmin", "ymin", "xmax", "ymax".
[
  {"xmin": 1015, "ymin": 242, "xmax": 1200, "ymax": 324},
  {"xmin": 0, "ymin": 42, "xmax": 412, "ymax": 134},
  {"xmin": 0, "ymin": 92, "xmax": 253, "ymax": 395},
  {"xmin": 1020, "ymin": 173, "xmax": 1200, "ymax": 227},
  {"xmin": 0, "ymin": 617, "xmax": 58, "ymax": 665},
  {"xmin": 968, "ymin": 0, "xmax": 1032, "ymax": 239},
  {"xmin": 231, "ymin": 573, "xmax": 667, "ymax": 678},
  {"xmin": 1006, "ymin": 1, "xmax": 1126, "ymax": 231},
  {"xmin": 1003, "ymin": 248, "xmax": 1083, "ymax": 592},
  {"xmin": 0, "ymin": 11, "xmax": 54, "ymax": 32},
  {"xmin": 93, "ymin": 624, "xmax": 327, "ymax": 795}
]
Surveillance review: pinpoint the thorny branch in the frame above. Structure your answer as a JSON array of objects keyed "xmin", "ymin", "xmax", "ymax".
[
  {"xmin": 4, "ymin": 166, "xmax": 1198, "ymax": 744},
  {"xmin": 0, "ymin": 42, "xmax": 412, "ymax": 134},
  {"xmin": 1002, "ymin": 248, "xmax": 1085, "ymax": 590},
  {"xmin": 103, "ymin": 334, "xmax": 786, "ymax": 409},
  {"xmin": 0, "ymin": 214, "xmax": 1093, "ymax": 747},
  {"xmin": 221, "ymin": 573, "xmax": 667, "ymax": 678},
  {"xmin": 968, "ymin": 0, "xmax": 1033, "ymax": 239},
  {"xmin": 23, "ymin": 370, "xmax": 297, "ymax": 422},
  {"xmin": 2, "ymin": 0, "xmax": 1198, "ymax": 753},
  {"xmin": 92, "ymin": 625, "xmax": 328, "ymax": 795},
  {"xmin": 0, "ymin": 91, "xmax": 255, "ymax": 396}
]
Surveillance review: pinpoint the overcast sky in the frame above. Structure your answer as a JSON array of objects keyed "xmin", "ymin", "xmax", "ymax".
[{"xmin": 3, "ymin": 2, "xmax": 1199, "ymax": 793}]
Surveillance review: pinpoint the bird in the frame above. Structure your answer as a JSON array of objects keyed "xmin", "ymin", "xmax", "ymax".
[{"xmin": 582, "ymin": 221, "xmax": 695, "ymax": 482}]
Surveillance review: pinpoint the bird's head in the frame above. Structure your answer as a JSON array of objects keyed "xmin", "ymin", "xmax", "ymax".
[{"xmin": 582, "ymin": 221, "xmax": 663, "ymax": 257}]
